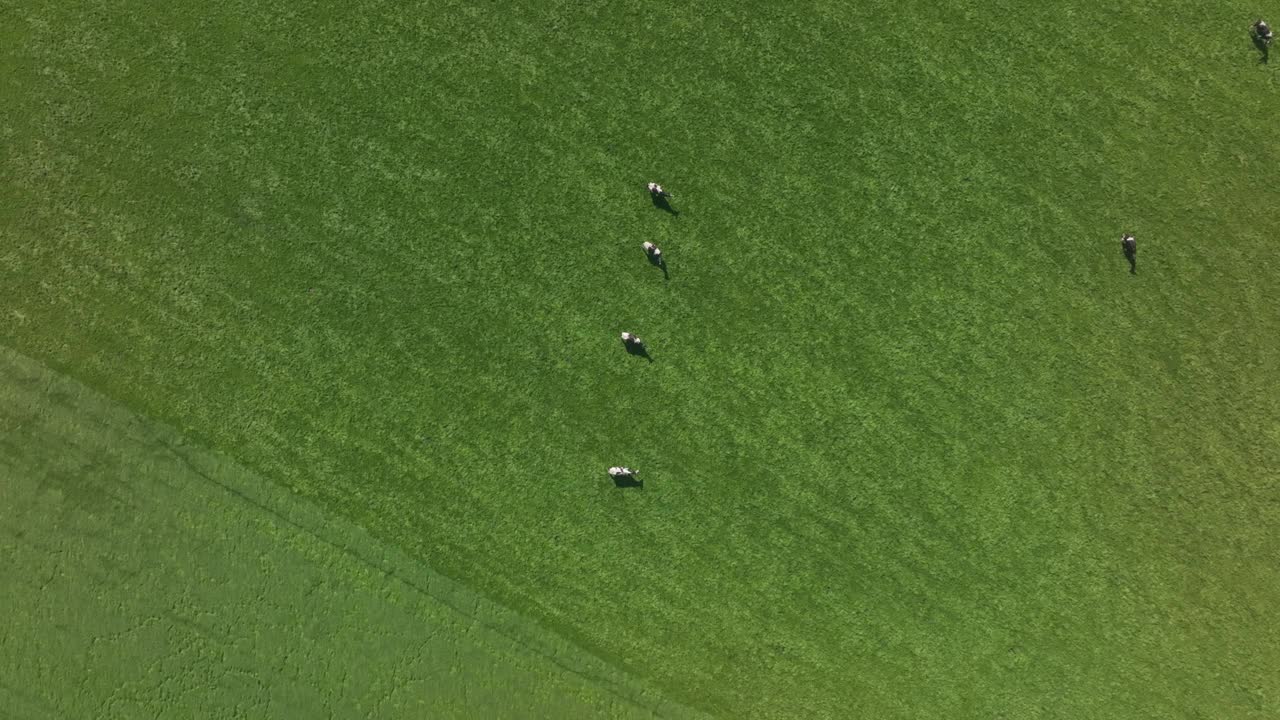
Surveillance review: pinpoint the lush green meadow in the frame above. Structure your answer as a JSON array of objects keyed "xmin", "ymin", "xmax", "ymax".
[
  {"xmin": 0, "ymin": 348, "xmax": 692, "ymax": 719},
  {"xmin": 3, "ymin": 0, "xmax": 1279, "ymax": 716}
]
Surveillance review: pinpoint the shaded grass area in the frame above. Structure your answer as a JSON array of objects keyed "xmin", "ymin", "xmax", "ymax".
[
  {"xmin": 2, "ymin": 0, "xmax": 1280, "ymax": 716},
  {"xmin": 0, "ymin": 347, "xmax": 695, "ymax": 719}
]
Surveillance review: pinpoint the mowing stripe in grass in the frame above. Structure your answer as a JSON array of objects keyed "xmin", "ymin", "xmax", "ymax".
[{"xmin": 0, "ymin": 346, "xmax": 702, "ymax": 719}]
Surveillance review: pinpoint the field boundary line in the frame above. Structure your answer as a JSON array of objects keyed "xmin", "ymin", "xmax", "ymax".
[{"xmin": 0, "ymin": 344, "xmax": 708, "ymax": 720}]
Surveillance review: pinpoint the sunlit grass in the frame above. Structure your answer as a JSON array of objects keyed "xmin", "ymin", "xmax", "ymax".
[{"xmin": 2, "ymin": 0, "xmax": 1279, "ymax": 716}]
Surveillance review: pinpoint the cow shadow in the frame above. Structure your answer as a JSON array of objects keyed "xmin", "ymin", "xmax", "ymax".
[
  {"xmin": 1254, "ymin": 34, "xmax": 1270, "ymax": 63},
  {"xmin": 1122, "ymin": 244, "xmax": 1137, "ymax": 274},
  {"xmin": 624, "ymin": 340, "xmax": 653, "ymax": 362},
  {"xmin": 611, "ymin": 474, "xmax": 643, "ymax": 489},
  {"xmin": 651, "ymin": 194, "xmax": 679, "ymax": 215},
  {"xmin": 648, "ymin": 252, "xmax": 669, "ymax": 279}
]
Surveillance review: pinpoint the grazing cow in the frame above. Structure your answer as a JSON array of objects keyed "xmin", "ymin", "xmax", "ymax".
[
  {"xmin": 1255, "ymin": 19, "xmax": 1274, "ymax": 45},
  {"xmin": 608, "ymin": 466, "xmax": 637, "ymax": 479},
  {"xmin": 647, "ymin": 182, "xmax": 671, "ymax": 199},
  {"xmin": 642, "ymin": 241, "xmax": 663, "ymax": 263},
  {"xmin": 620, "ymin": 332, "xmax": 652, "ymax": 360},
  {"xmin": 1121, "ymin": 233, "xmax": 1138, "ymax": 273}
]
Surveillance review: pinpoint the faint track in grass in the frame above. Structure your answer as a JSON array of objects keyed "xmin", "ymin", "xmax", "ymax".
[{"xmin": 0, "ymin": 345, "xmax": 704, "ymax": 719}]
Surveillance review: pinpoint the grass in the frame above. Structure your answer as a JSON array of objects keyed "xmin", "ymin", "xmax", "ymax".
[
  {"xmin": 3, "ymin": 0, "xmax": 1280, "ymax": 716},
  {"xmin": 0, "ymin": 347, "xmax": 693, "ymax": 719}
]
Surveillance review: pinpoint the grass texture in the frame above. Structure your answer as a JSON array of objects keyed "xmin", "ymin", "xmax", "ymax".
[
  {"xmin": 3, "ymin": 0, "xmax": 1280, "ymax": 716},
  {"xmin": 0, "ymin": 347, "xmax": 694, "ymax": 719}
]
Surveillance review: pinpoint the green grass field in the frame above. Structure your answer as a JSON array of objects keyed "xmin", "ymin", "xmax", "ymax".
[
  {"xmin": 3, "ymin": 0, "xmax": 1280, "ymax": 716},
  {"xmin": 0, "ymin": 348, "xmax": 695, "ymax": 719}
]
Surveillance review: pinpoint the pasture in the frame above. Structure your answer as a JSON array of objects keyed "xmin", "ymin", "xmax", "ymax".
[
  {"xmin": 3, "ymin": 0, "xmax": 1279, "ymax": 716},
  {"xmin": 0, "ymin": 348, "xmax": 689, "ymax": 718}
]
